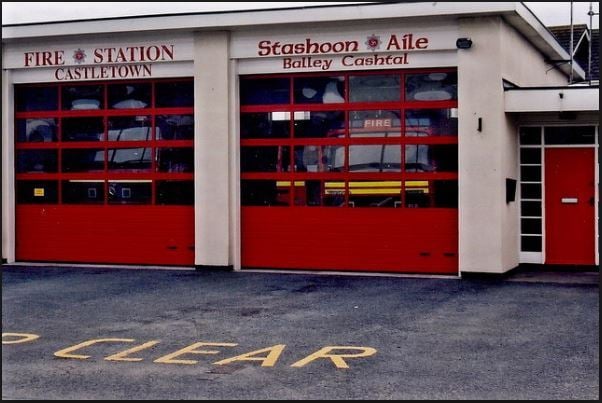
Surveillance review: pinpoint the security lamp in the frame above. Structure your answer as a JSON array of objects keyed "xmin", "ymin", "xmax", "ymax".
[{"xmin": 456, "ymin": 38, "xmax": 473, "ymax": 49}]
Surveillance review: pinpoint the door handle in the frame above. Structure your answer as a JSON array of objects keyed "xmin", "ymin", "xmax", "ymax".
[{"xmin": 561, "ymin": 197, "xmax": 578, "ymax": 204}]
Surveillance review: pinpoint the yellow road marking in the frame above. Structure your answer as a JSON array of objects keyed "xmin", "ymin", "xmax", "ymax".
[
  {"xmin": 54, "ymin": 338, "xmax": 135, "ymax": 359},
  {"xmin": 213, "ymin": 344, "xmax": 286, "ymax": 367},
  {"xmin": 105, "ymin": 340, "xmax": 160, "ymax": 362},
  {"xmin": 290, "ymin": 346, "xmax": 377, "ymax": 369},
  {"xmin": 2, "ymin": 333, "xmax": 40, "ymax": 344},
  {"xmin": 153, "ymin": 342, "xmax": 238, "ymax": 365},
  {"xmin": 6, "ymin": 331, "xmax": 378, "ymax": 370}
]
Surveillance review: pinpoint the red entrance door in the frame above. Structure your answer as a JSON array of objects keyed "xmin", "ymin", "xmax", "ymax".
[{"xmin": 545, "ymin": 148, "xmax": 596, "ymax": 265}]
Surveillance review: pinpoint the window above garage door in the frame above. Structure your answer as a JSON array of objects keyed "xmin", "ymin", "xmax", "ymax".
[
  {"xmin": 14, "ymin": 79, "xmax": 194, "ymax": 206},
  {"xmin": 240, "ymin": 69, "xmax": 458, "ymax": 209}
]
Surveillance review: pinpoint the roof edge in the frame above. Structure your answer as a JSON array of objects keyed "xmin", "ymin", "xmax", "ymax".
[
  {"xmin": 1, "ymin": 2, "xmax": 586, "ymax": 80},
  {"xmin": 2, "ymin": 2, "xmax": 518, "ymax": 40},
  {"xmin": 2, "ymin": 2, "xmax": 377, "ymax": 28},
  {"xmin": 506, "ymin": 2, "xmax": 586, "ymax": 80}
]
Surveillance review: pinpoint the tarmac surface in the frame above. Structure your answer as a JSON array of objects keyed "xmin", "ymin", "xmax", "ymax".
[{"xmin": 2, "ymin": 265, "xmax": 599, "ymax": 400}]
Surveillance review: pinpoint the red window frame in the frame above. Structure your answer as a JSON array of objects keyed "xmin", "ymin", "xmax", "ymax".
[
  {"xmin": 14, "ymin": 78, "xmax": 194, "ymax": 205},
  {"xmin": 240, "ymin": 68, "xmax": 458, "ymax": 208}
]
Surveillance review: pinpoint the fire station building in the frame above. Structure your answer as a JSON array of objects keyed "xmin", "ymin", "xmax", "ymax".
[{"xmin": 2, "ymin": 2, "xmax": 599, "ymax": 275}]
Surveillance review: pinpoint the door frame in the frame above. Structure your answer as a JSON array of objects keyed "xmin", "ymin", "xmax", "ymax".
[{"xmin": 518, "ymin": 124, "xmax": 599, "ymax": 266}]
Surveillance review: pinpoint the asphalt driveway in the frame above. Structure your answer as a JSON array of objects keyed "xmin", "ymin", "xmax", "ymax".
[{"xmin": 2, "ymin": 265, "xmax": 599, "ymax": 400}]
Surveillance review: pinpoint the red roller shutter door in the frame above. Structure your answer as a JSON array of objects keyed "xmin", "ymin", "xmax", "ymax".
[
  {"xmin": 14, "ymin": 79, "xmax": 195, "ymax": 266},
  {"xmin": 240, "ymin": 70, "xmax": 459, "ymax": 274}
]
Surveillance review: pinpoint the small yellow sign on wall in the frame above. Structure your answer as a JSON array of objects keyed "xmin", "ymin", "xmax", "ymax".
[{"xmin": 33, "ymin": 188, "xmax": 45, "ymax": 197}]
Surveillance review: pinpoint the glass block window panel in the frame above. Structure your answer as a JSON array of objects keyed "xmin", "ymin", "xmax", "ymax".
[
  {"xmin": 348, "ymin": 181, "xmax": 402, "ymax": 208},
  {"xmin": 108, "ymin": 83, "xmax": 151, "ymax": 109},
  {"xmin": 156, "ymin": 115, "xmax": 194, "ymax": 140},
  {"xmin": 156, "ymin": 148, "xmax": 194, "ymax": 173},
  {"xmin": 240, "ymin": 78, "xmax": 290, "ymax": 105},
  {"xmin": 521, "ymin": 218, "xmax": 542, "ymax": 235},
  {"xmin": 521, "ymin": 236, "xmax": 542, "ymax": 252},
  {"xmin": 520, "ymin": 165, "xmax": 542, "ymax": 182},
  {"xmin": 294, "ymin": 145, "xmax": 344, "ymax": 172},
  {"xmin": 349, "ymin": 110, "xmax": 401, "ymax": 138},
  {"xmin": 406, "ymin": 72, "xmax": 457, "ymax": 101},
  {"xmin": 62, "ymin": 85, "xmax": 103, "ymax": 110},
  {"xmin": 241, "ymin": 180, "xmax": 291, "ymax": 206},
  {"xmin": 293, "ymin": 180, "xmax": 347, "ymax": 207},
  {"xmin": 241, "ymin": 112, "xmax": 291, "ymax": 139},
  {"xmin": 62, "ymin": 149, "xmax": 105, "ymax": 172},
  {"xmin": 521, "ymin": 201, "xmax": 542, "ymax": 217},
  {"xmin": 108, "ymin": 181, "xmax": 152, "ymax": 204},
  {"xmin": 544, "ymin": 126, "xmax": 596, "ymax": 145},
  {"xmin": 108, "ymin": 116, "xmax": 152, "ymax": 141},
  {"xmin": 62, "ymin": 117, "xmax": 105, "ymax": 142},
  {"xmin": 405, "ymin": 109, "xmax": 458, "ymax": 136},
  {"xmin": 108, "ymin": 148, "xmax": 152, "ymax": 171},
  {"xmin": 349, "ymin": 145, "xmax": 401, "ymax": 172},
  {"xmin": 241, "ymin": 146, "xmax": 291, "ymax": 172},
  {"xmin": 520, "ymin": 148, "xmax": 541, "ymax": 165},
  {"xmin": 349, "ymin": 74, "xmax": 400, "ymax": 102},
  {"xmin": 520, "ymin": 183, "xmax": 542, "ymax": 200},
  {"xmin": 16, "ymin": 119, "xmax": 58, "ymax": 143},
  {"xmin": 294, "ymin": 76, "xmax": 345, "ymax": 104},
  {"xmin": 16, "ymin": 180, "xmax": 58, "ymax": 204},
  {"xmin": 293, "ymin": 111, "xmax": 345, "ymax": 138},
  {"xmin": 15, "ymin": 86, "xmax": 58, "ymax": 112},
  {"xmin": 155, "ymin": 81, "xmax": 194, "ymax": 107},
  {"xmin": 405, "ymin": 180, "xmax": 458, "ymax": 208},
  {"xmin": 519, "ymin": 127, "xmax": 542, "ymax": 145},
  {"xmin": 157, "ymin": 180, "xmax": 194, "ymax": 205},
  {"xmin": 16, "ymin": 150, "xmax": 58, "ymax": 173},
  {"xmin": 405, "ymin": 144, "xmax": 458, "ymax": 173},
  {"xmin": 62, "ymin": 181, "xmax": 105, "ymax": 204}
]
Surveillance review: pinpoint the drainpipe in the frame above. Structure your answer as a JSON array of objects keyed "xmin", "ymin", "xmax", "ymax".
[
  {"xmin": 587, "ymin": 2, "xmax": 598, "ymax": 85},
  {"xmin": 569, "ymin": 1, "xmax": 574, "ymax": 84}
]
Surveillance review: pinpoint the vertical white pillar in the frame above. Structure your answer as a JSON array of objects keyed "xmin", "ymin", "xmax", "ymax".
[
  {"xmin": 228, "ymin": 59, "xmax": 241, "ymax": 271},
  {"xmin": 457, "ymin": 17, "xmax": 509, "ymax": 274},
  {"xmin": 194, "ymin": 31, "xmax": 232, "ymax": 269},
  {"xmin": 2, "ymin": 68, "xmax": 15, "ymax": 263}
]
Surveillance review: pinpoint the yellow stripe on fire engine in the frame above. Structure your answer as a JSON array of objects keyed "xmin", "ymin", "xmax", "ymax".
[
  {"xmin": 277, "ymin": 180, "xmax": 429, "ymax": 194},
  {"xmin": 276, "ymin": 181, "xmax": 306, "ymax": 187}
]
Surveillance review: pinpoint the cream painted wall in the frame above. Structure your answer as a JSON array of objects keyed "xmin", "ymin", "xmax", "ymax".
[
  {"xmin": 500, "ymin": 21, "xmax": 567, "ymax": 87},
  {"xmin": 459, "ymin": 16, "xmax": 571, "ymax": 274},
  {"xmin": 458, "ymin": 17, "xmax": 507, "ymax": 273},
  {"xmin": 194, "ymin": 31, "xmax": 232, "ymax": 267},
  {"xmin": 499, "ymin": 111, "xmax": 520, "ymax": 271},
  {"xmin": 498, "ymin": 20, "xmax": 566, "ymax": 270}
]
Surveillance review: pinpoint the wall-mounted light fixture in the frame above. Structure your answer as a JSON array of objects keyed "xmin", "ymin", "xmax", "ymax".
[{"xmin": 456, "ymin": 38, "xmax": 473, "ymax": 49}]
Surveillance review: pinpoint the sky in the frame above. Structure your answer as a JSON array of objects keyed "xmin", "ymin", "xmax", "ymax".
[{"xmin": 1, "ymin": 2, "xmax": 599, "ymax": 29}]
